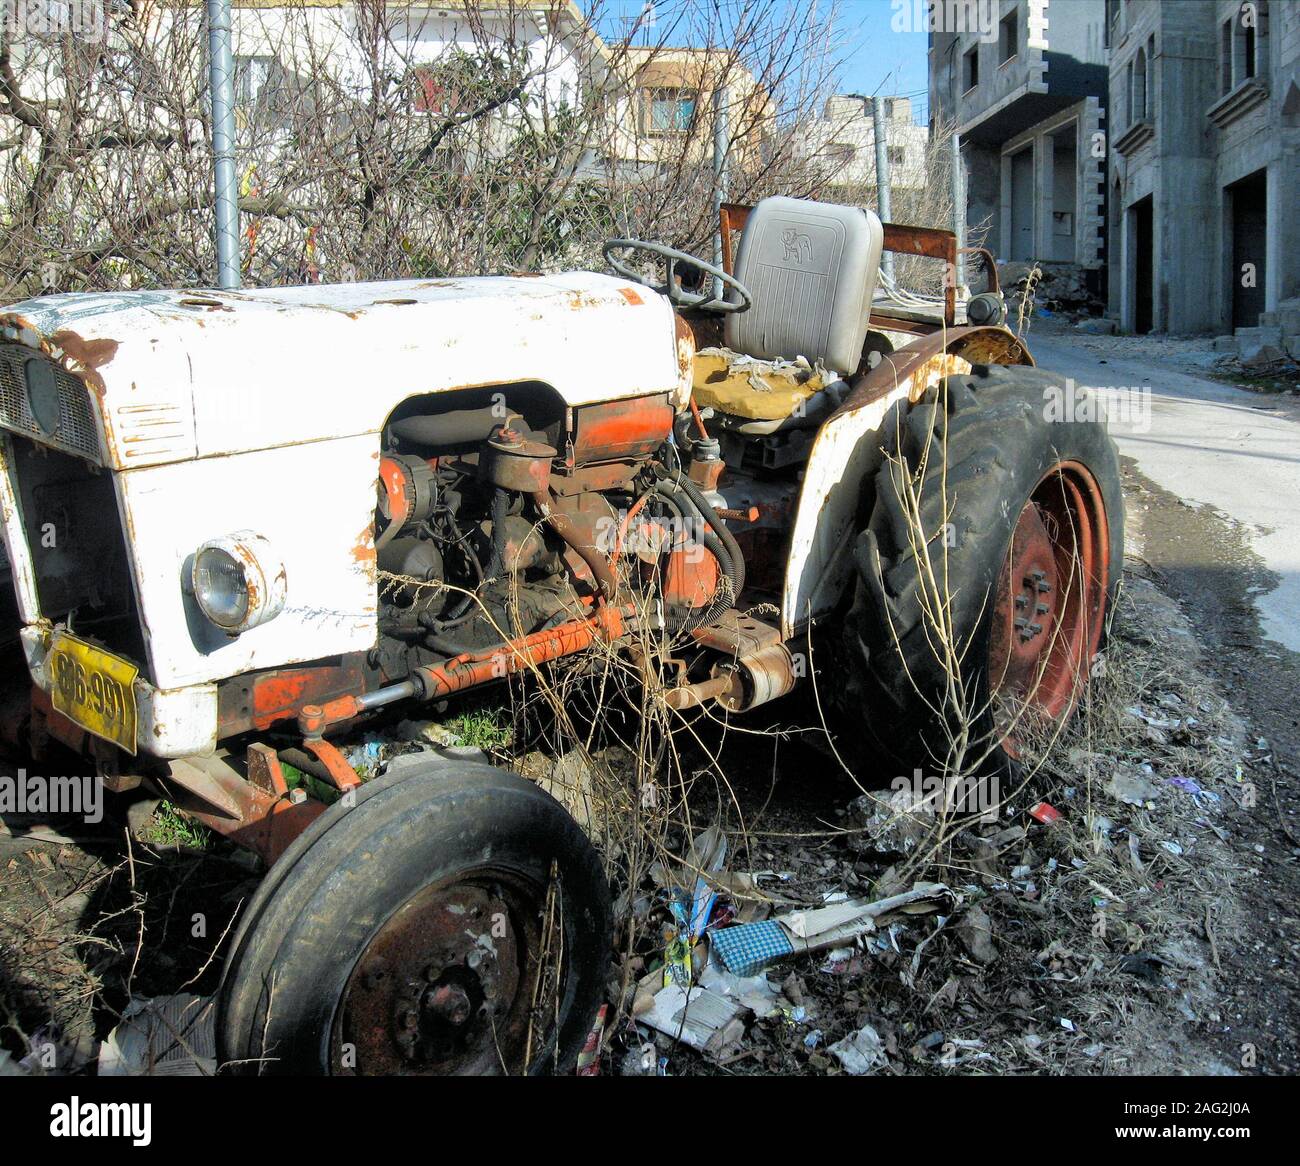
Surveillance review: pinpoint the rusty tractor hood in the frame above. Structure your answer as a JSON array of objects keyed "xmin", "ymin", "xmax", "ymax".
[{"xmin": 0, "ymin": 272, "xmax": 683, "ymax": 470}]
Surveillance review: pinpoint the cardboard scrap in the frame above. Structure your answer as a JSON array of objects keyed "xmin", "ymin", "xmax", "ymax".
[
  {"xmin": 640, "ymin": 983, "xmax": 749, "ymax": 1058},
  {"xmin": 98, "ymin": 994, "xmax": 216, "ymax": 1077}
]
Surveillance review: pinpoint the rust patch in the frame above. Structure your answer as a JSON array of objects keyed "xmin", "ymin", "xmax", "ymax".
[
  {"xmin": 353, "ymin": 521, "xmax": 377, "ymax": 567},
  {"xmin": 675, "ymin": 315, "xmax": 697, "ymax": 382},
  {"xmin": 837, "ymin": 325, "xmax": 1033, "ymax": 416},
  {"xmin": 617, "ymin": 286, "xmax": 645, "ymax": 305},
  {"xmin": 49, "ymin": 330, "xmax": 119, "ymax": 395},
  {"xmin": 178, "ymin": 296, "xmax": 232, "ymax": 311}
]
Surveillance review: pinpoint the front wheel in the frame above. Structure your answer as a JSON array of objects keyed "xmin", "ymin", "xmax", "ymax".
[
  {"xmin": 216, "ymin": 760, "xmax": 611, "ymax": 1075},
  {"xmin": 840, "ymin": 363, "xmax": 1124, "ymax": 773}
]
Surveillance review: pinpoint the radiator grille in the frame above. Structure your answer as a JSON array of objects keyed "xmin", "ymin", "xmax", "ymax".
[{"xmin": 0, "ymin": 344, "xmax": 102, "ymax": 461}]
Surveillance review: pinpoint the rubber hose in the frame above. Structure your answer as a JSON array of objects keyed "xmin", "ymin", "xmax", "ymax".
[{"xmin": 656, "ymin": 470, "xmax": 746, "ymax": 599}]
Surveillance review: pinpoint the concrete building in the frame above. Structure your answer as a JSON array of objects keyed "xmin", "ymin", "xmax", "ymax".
[
  {"xmin": 208, "ymin": 0, "xmax": 605, "ymax": 129},
  {"xmin": 1107, "ymin": 0, "xmax": 1300, "ymax": 348},
  {"xmin": 602, "ymin": 46, "xmax": 772, "ymax": 172},
  {"xmin": 797, "ymin": 94, "xmax": 931, "ymax": 198},
  {"xmin": 929, "ymin": 0, "xmax": 1109, "ymax": 287}
]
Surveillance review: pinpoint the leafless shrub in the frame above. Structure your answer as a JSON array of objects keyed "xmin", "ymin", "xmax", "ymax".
[{"xmin": 0, "ymin": 0, "xmax": 855, "ymax": 298}]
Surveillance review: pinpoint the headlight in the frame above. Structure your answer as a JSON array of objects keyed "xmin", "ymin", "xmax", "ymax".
[{"xmin": 191, "ymin": 532, "xmax": 286, "ymax": 633}]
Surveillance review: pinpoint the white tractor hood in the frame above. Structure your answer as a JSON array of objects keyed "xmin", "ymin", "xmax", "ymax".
[{"xmin": 0, "ymin": 271, "xmax": 684, "ymax": 470}]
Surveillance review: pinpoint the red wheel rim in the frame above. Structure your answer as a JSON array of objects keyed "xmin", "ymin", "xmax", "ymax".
[
  {"xmin": 331, "ymin": 869, "xmax": 557, "ymax": 1075},
  {"xmin": 987, "ymin": 460, "xmax": 1110, "ymax": 754}
]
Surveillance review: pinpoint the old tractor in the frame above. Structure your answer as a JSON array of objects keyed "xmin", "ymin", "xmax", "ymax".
[{"xmin": 0, "ymin": 196, "xmax": 1121, "ymax": 1073}]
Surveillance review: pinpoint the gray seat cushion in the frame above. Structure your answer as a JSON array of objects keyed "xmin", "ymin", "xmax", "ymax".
[{"xmin": 725, "ymin": 196, "xmax": 884, "ymax": 375}]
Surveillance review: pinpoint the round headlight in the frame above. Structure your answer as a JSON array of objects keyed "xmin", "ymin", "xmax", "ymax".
[
  {"xmin": 191, "ymin": 533, "xmax": 286, "ymax": 634},
  {"xmin": 193, "ymin": 546, "xmax": 249, "ymax": 628}
]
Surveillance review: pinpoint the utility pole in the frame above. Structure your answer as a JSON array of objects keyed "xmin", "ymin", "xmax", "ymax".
[
  {"xmin": 712, "ymin": 85, "xmax": 729, "ymax": 301},
  {"xmin": 207, "ymin": 0, "xmax": 240, "ymax": 289},
  {"xmin": 951, "ymin": 131, "xmax": 966, "ymax": 293},
  {"xmin": 871, "ymin": 96, "xmax": 895, "ymax": 283}
]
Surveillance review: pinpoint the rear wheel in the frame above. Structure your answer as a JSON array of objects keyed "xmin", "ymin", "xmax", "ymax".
[
  {"xmin": 217, "ymin": 760, "xmax": 610, "ymax": 1075},
  {"xmin": 840, "ymin": 363, "xmax": 1123, "ymax": 773}
]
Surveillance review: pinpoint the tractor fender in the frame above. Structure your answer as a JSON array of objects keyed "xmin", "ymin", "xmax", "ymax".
[{"xmin": 779, "ymin": 326, "xmax": 1034, "ymax": 638}]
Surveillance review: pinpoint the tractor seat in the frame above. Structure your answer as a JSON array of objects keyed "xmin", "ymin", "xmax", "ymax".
[
  {"xmin": 691, "ymin": 196, "xmax": 884, "ymax": 423},
  {"xmin": 691, "ymin": 350, "xmax": 826, "ymax": 422}
]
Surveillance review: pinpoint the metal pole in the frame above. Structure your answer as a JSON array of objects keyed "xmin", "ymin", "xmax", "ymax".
[
  {"xmin": 871, "ymin": 97, "xmax": 894, "ymax": 282},
  {"xmin": 950, "ymin": 130, "xmax": 966, "ymax": 293},
  {"xmin": 712, "ymin": 84, "xmax": 728, "ymax": 301},
  {"xmin": 207, "ymin": 0, "xmax": 240, "ymax": 289}
]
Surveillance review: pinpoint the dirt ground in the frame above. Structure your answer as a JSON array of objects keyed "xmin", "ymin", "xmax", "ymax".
[
  {"xmin": 1, "ymin": 468, "xmax": 1297, "ymax": 1077},
  {"xmin": 1117, "ymin": 460, "xmax": 1300, "ymax": 1075}
]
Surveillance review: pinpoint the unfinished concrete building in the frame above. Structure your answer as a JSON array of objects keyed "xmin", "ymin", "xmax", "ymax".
[
  {"xmin": 929, "ymin": 0, "xmax": 1110, "ymax": 295},
  {"xmin": 1107, "ymin": 0, "xmax": 1299, "ymax": 350}
]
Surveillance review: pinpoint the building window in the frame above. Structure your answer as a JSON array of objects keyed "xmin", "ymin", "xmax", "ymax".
[
  {"xmin": 1131, "ymin": 47, "xmax": 1147, "ymax": 120},
  {"xmin": 827, "ymin": 142, "xmax": 855, "ymax": 165},
  {"xmin": 888, "ymin": 145, "xmax": 906, "ymax": 166},
  {"xmin": 648, "ymin": 88, "xmax": 697, "ymax": 133},
  {"xmin": 1222, "ymin": 2, "xmax": 1269, "ymax": 94},
  {"xmin": 963, "ymin": 44, "xmax": 979, "ymax": 91},
  {"xmin": 883, "ymin": 98, "xmax": 895, "ymax": 118},
  {"xmin": 235, "ymin": 55, "xmax": 276, "ymax": 108},
  {"xmin": 999, "ymin": 9, "xmax": 1018, "ymax": 63}
]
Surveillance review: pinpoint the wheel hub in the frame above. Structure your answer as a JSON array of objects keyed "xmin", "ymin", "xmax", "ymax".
[
  {"xmin": 335, "ymin": 877, "xmax": 543, "ymax": 1075},
  {"xmin": 988, "ymin": 461, "xmax": 1110, "ymax": 752}
]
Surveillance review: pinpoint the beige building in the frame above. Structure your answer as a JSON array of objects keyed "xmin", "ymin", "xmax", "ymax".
[{"xmin": 601, "ymin": 46, "xmax": 774, "ymax": 171}]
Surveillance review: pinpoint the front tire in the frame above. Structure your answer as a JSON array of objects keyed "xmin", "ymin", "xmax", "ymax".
[
  {"xmin": 840, "ymin": 363, "xmax": 1123, "ymax": 773},
  {"xmin": 217, "ymin": 760, "xmax": 611, "ymax": 1075}
]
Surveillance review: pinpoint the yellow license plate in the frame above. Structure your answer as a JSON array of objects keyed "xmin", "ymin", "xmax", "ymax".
[{"xmin": 49, "ymin": 633, "xmax": 138, "ymax": 755}]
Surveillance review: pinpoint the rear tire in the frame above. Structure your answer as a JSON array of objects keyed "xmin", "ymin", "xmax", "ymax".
[
  {"xmin": 217, "ymin": 760, "xmax": 610, "ymax": 1075},
  {"xmin": 839, "ymin": 363, "xmax": 1123, "ymax": 773}
]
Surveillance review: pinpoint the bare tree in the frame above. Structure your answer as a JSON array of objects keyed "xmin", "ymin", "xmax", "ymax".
[{"xmin": 0, "ymin": 1, "xmax": 856, "ymax": 295}]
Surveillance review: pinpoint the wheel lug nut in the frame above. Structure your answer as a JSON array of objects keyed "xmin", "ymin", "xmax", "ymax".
[
  {"xmin": 1014, "ymin": 595, "xmax": 1028, "ymax": 609},
  {"xmin": 1036, "ymin": 602, "xmax": 1049, "ymax": 614}
]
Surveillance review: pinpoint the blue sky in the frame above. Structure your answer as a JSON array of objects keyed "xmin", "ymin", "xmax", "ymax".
[{"xmin": 593, "ymin": 1, "xmax": 931, "ymax": 114}]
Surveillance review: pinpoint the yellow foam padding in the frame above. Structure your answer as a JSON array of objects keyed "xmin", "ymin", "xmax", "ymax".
[{"xmin": 690, "ymin": 352, "xmax": 824, "ymax": 421}]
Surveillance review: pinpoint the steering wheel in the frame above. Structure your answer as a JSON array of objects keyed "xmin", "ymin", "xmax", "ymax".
[{"xmin": 602, "ymin": 239, "xmax": 752, "ymax": 314}]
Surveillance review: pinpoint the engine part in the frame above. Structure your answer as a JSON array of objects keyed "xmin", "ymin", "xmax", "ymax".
[
  {"xmin": 661, "ymin": 535, "xmax": 720, "ymax": 610},
  {"xmin": 966, "ymin": 291, "xmax": 1007, "ymax": 327},
  {"xmin": 483, "ymin": 427, "xmax": 556, "ymax": 493},
  {"xmin": 390, "ymin": 407, "xmax": 529, "ymax": 449},
  {"xmin": 531, "ymin": 489, "xmax": 617, "ymax": 600},
  {"xmin": 378, "ymin": 454, "xmax": 438, "ymax": 544},
  {"xmin": 378, "ymin": 536, "xmax": 443, "ymax": 595},
  {"xmin": 655, "ymin": 469, "xmax": 746, "ymax": 600},
  {"xmin": 687, "ymin": 436, "xmax": 724, "ymax": 494},
  {"xmin": 714, "ymin": 642, "xmax": 796, "ymax": 712},
  {"xmin": 662, "ymin": 641, "xmax": 796, "ymax": 712},
  {"xmin": 569, "ymin": 395, "xmax": 674, "ymax": 464}
]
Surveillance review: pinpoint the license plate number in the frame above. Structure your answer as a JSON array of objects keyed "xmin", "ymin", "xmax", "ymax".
[{"xmin": 49, "ymin": 634, "xmax": 138, "ymax": 755}]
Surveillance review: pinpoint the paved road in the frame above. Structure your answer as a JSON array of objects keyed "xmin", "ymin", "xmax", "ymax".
[{"xmin": 1028, "ymin": 324, "xmax": 1300, "ymax": 653}]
